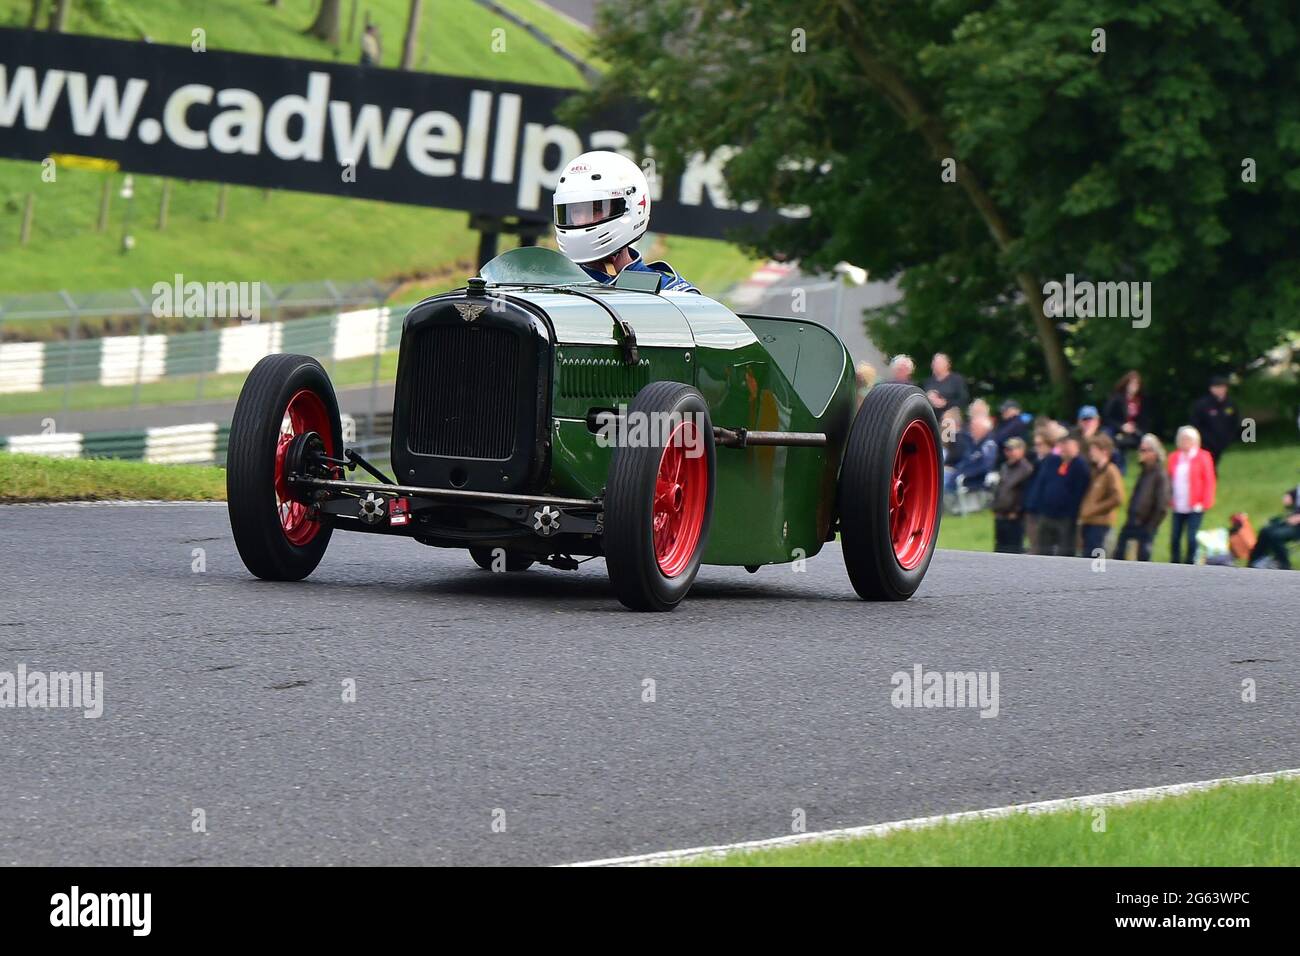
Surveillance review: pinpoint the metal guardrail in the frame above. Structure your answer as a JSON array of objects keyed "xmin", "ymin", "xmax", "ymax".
[{"xmin": 0, "ymin": 279, "xmax": 397, "ymax": 328}]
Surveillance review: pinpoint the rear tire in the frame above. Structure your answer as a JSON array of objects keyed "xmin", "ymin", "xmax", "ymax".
[
  {"xmin": 470, "ymin": 547, "xmax": 535, "ymax": 572},
  {"xmin": 227, "ymin": 354, "xmax": 342, "ymax": 581},
  {"xmin": 838, "ymin": 384, "xmax": 942, "ymax": 600},
  {"xmin": 604, "ymin": 382, "xmax": 715, "ymax": 611}
]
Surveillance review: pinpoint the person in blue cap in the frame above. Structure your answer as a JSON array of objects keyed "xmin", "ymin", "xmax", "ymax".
[{"xmin": 1078, "ymin": 404, "xmax": 1125, "ymax": 474}]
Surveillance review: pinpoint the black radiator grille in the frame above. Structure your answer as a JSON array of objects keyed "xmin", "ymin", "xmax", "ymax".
[{"xmin": 406, "ymin": 324, "xmax": 521, "ymax": 460}]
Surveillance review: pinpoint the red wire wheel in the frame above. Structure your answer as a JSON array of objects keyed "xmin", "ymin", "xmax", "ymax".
[
  {"xmin": 274, "ymin": 388, "xmax": 335, "ymax": 546},
  {"xmin": 604, "ymin": 382, "xmax": 716, "ymax": 612},
  {"xmin": 652, "ymin": 421, "xmax": 709, "ymax": 577},
  {"xmin": 228, "ymin": 354, "xmax": 342, "ymax": 582},
  {"xmin": 888, "ymin": 419, "xmax": 939, "ymax": 570},
  {"xmin": 839, "ymin": 383, "xmax": 942, "ymax": 601}
]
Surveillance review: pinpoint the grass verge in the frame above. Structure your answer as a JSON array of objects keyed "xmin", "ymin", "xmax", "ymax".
[
  {"xmin": 693, "ymin": 776, "xmax": 1299, "ymax": 866},
  {"xmin": 0, "ymin": 452, "xmax": 226, "ymax": 502}
]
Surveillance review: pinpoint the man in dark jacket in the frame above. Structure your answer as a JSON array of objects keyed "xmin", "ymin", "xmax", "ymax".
[
  {"xmin": 1032, "ymin": 432, "xmax": 1091, "ymax": 556},
  {"xmin": 1116, "ymin": 434, "xmax": 1171, "ymax": 561},
  {"xmin": 923, "ymin": 353, "xmax": 969, "ymax": 416},
  {"xmin": 992, "ymin": 399, "xmax": 1030, "ymax": 463},
  {"xmin": 992, "ymin": 437, "xmax": 1034, "ymax": 553},
  {"xmin": 1189, "ymin": 376, "xmax": 1240, "ymax": 465}
]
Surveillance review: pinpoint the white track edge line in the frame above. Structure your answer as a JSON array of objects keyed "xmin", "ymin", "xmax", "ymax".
[{"xmin": 561, "ymin": 768, "xmax": 1300, "ymax": 867}]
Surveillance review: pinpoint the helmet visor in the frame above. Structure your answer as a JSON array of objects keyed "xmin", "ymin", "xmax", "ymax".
[{"xmin": 555, "ymin": 196, "xmax": 627, "ymax": 228}]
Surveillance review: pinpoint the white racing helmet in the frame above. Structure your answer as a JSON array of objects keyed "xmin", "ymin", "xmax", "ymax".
[{"xmin": 553, "ymin": 151, "xmax": 650, "ymax": 265}]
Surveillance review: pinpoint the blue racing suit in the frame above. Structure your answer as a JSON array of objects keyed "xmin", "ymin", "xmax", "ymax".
[{"xmin": 580, "ymin": 247, "xmax": 699, "ymax": 293}]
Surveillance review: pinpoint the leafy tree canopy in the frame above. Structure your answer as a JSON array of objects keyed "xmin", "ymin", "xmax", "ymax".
[{"xmin": 577, "ymin": 0, "xmax": 1300, "ymax": 427}]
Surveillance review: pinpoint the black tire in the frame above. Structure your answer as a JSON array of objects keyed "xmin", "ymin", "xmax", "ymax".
[
  {"xmin": 839, "ymin": 383, "xmax": 942, "ymax": 600},
  {"xmin": 227, "ymin": 353, "xmax": 342, "ymax": 581},
  {"xmin": 604, "ymin": 381, "xmax": 716, "ymax": 611},
  {"xmin": 469, "ymin": 547, "xmax": 535, "ymax": 572}
]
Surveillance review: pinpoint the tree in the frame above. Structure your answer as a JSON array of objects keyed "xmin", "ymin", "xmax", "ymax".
[
  {"xmin": 27, "ymin": 0, "xmax": 44, "ymax": 29},
  {"xmin": 401, "ymin": 0, "xmax": 424, "ymax": 70},
  {"xmin": 577, "ymin": 0, "xmax": 1300, "ymax": 425},
  {"xmin": 46, "ymin": 0, "xmax": 69, "ymax": 32},
  {"xmin": 305, "ymin": 0, "xmax": 342, "ymax": 46}
]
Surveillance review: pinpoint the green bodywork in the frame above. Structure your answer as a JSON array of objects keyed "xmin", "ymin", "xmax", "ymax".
[{"xmin": 482, "ymin": 248, "xmax": 855, "ymax": 567}]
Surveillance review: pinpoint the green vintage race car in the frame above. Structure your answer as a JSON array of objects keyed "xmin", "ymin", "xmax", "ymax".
[{"xmin": 226, "ymin": 247, "xmax": 942, "ymax": 611}]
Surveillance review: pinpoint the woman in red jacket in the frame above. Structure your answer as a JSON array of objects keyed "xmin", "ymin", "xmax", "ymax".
[{"xmin": 1167, "ymin": 425, "xmax": 1217, "ymax": 564}]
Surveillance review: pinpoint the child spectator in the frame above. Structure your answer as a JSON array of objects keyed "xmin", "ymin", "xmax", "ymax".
[
  {"xmin": 1117, "ymin": 433, "xmax": 1171, "ymax": 561},
  {"xmin": 992, "ymin": 437, "xmax": 1034, "ymax": 553},
  {"xmin": 1033, "ymin": 431, "xmax": 1090, "ymax": 556},
  {"xmin": 1078, "ymin": 433, "xmax": 1126, "ymax": 558},
  {"xmin": 1167, "ymin": 425, "xmax": 1217, "ymax": 564}
]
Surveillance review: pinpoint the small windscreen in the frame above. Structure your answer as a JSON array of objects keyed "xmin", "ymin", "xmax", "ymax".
[{"xmin": 479, "ymin": 247, "xmax": 600, "ymax": 286}]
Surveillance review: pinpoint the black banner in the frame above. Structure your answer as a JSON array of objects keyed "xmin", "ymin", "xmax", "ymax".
[
  {"xmin": 0, "ymin": 28, "xmax": 790, "ymax": 240},
  {"xmin": 0, "ymin": 865, "xmax": 1285, "ymax": 941}
]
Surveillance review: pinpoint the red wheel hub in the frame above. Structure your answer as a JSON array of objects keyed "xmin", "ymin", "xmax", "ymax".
[
  {"xmin": 274, "ymin": 388, "xmax": 334, "ymax": 546},
  {"xmin": 652, "ymin": 421, "xmax": 707, "ymax": 577},
  {"xmin": 889, "ymin": 420, "xmax": 939, "ymax": 570}
]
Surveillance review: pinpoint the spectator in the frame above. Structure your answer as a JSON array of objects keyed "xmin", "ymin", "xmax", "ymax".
[
  {"xmin": 946, "ymin": 414, "xmax": 998, "ymax": 494},
  {"xmin": 1248, "ymin": 486, "xmax": 1300, "ymax": 569},
  {"xmin": 888, "ymin": 354, "xmax": 915, "ymax": 385},
  {"xmin": 1033, "ymin": 431, "xmax": 1090, "ymax": 556},
  {"xmin": 1078, "ymin": 433, "xmax": 1126, "ymax": 558},
  {"xmin": 1078, "ymin": 404, "xmax": 1125, "ymax": 474},
  {"xmin": 992, "ymin": 399, "xmax": 1030, "ymax": 459},
  {"xmin": 1117, "ymin": 433, "xmax": 1171, "ymax": 561},
  {"xmin": 360, "ymin": 24, "xmax": 382, "ymax": 66},
  {"xmin": 1102, "ymin": 370, "xmax": 1146, "ymax": 454},
  {"xmin": 1167, "ymin": 425, "xmax": 1217, "ymax": 564},
  {"xmin": 1189, "ymin": 375, "xmax": 1241, "ymax": 466},
  {"xmin": 854, "ymin": 360, "xmax": 877, "ymax": 409},
  {"xmin": 923, "ymin": 353, "xmax": 969, "ymax": 416},
  {"xmin": 941, "ymin": 407, "xmax": 969, "ymax": 468},
  {"xmin": 992, "ymin": 437, "xmax": 1034, "ymax": 553},
  {"xmin": 1022, "ymin": 430, "xmax": 1056, "ymax": 551},
  {"xmin": 968, "ymin": 398, "xmax": 991, "ymax": 422}
]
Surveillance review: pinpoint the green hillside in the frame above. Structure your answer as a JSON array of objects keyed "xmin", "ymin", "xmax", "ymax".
[{"xmin": 0, "ymin": 1, "xmax": 756, "ymax": 298}]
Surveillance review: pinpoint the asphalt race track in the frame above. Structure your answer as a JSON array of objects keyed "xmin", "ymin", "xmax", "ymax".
[{"xmin": 1, "ymin": 502, "xmax": 1295, "ymax": 865}]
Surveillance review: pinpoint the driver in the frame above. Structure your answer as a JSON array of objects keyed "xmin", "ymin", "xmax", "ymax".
[{"xmin": 553, "ymin": 151, "xmax": 698, "ymax": 293}]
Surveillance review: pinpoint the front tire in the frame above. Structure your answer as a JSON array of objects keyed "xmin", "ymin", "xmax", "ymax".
[
  {"xmin": 839, "ymin": 384, "xmax": 942, "ymax": 600},
  {"xmin": 227, "ymin": 354, "xmax": 342, "ymax": 581},
  {"xmin": 604, "ymin": 382, "xmax": 716, "ymax": 611}
]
